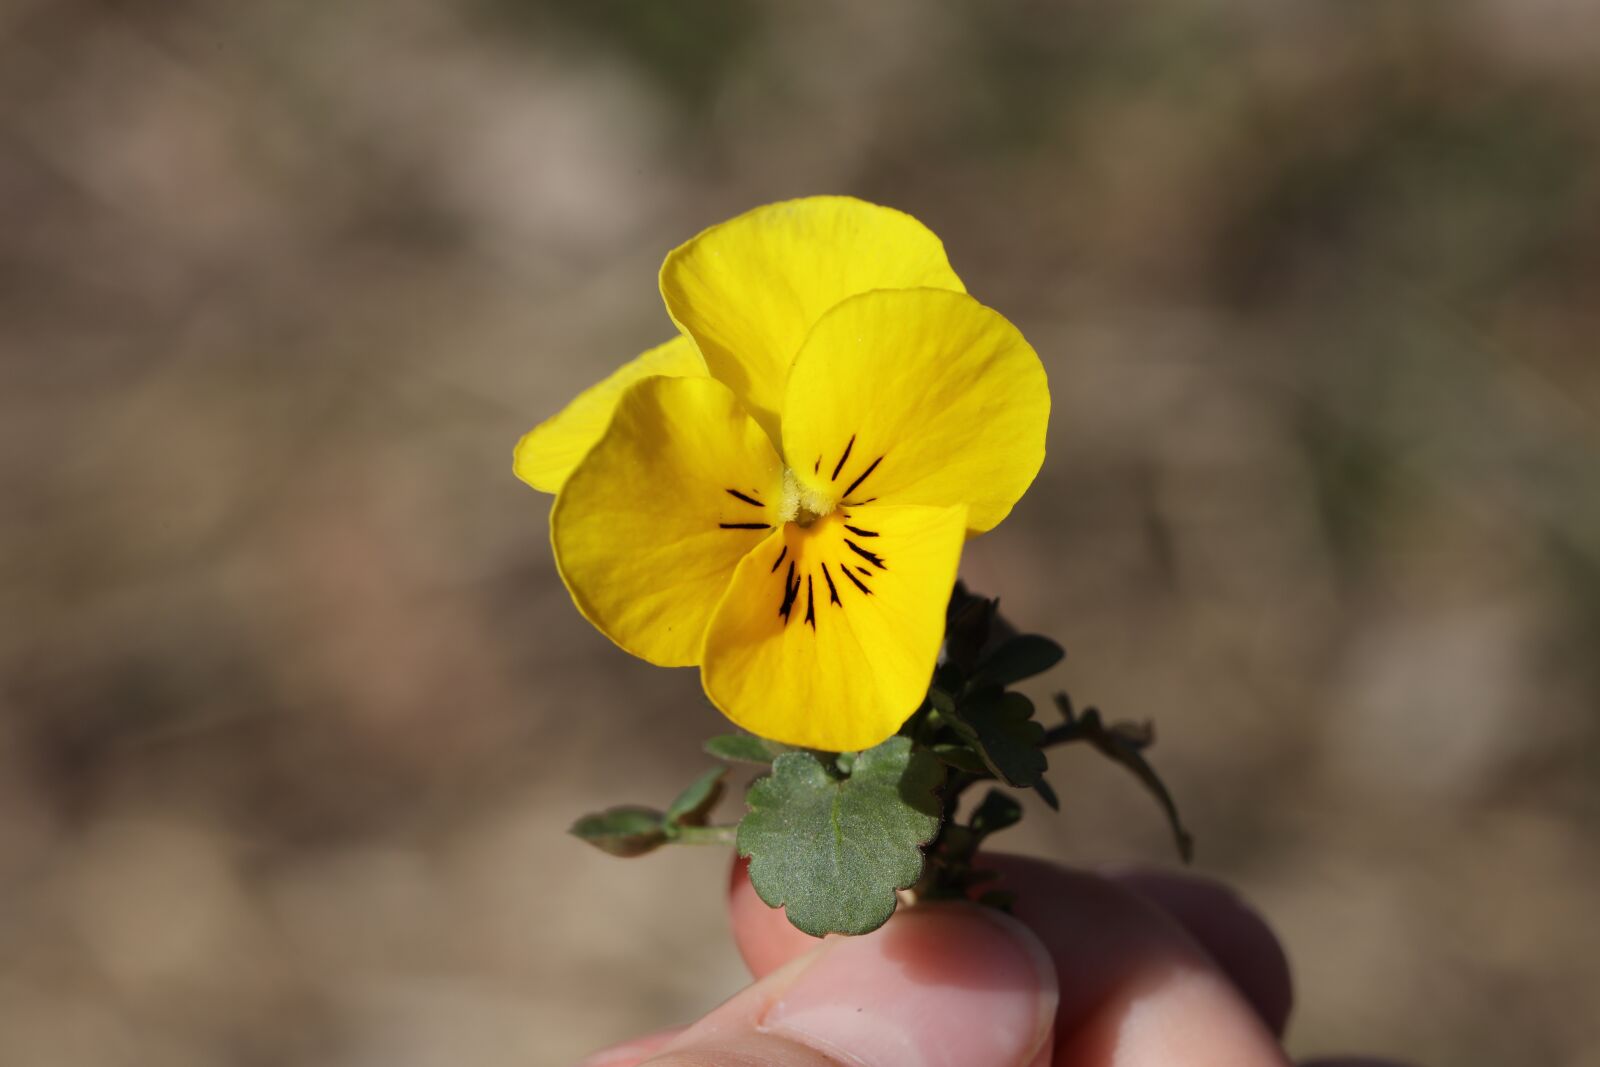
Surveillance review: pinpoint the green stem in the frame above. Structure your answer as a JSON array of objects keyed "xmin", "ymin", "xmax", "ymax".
[
  {"xmin": 671, "ymin": 824, "xmax": 739, "ymax": 846},
  {"xmin": 1040, "ymin": 723, "xmax": 1082, "ymax": 747}
]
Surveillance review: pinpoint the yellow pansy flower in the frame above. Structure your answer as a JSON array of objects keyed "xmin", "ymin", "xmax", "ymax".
[{"xmin": 515, "ymin": 197, "xmax": 1049, "ymax": 752}]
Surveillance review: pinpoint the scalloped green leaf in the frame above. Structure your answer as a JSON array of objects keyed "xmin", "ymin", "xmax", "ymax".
[
  {"xmin": 570, "ymin": 806, "xmax": 667, "ymax": 857},
  {"xmin": 737, "ymin": 737, "xmax": 944, "ymax": 936},
  {"xmin": 953, "ymin": 689, "xmax": 1047, "ymax": 788},
  {"xmin": 973, "ymin": 634, "xmax": 1064, "ymax": 689}
]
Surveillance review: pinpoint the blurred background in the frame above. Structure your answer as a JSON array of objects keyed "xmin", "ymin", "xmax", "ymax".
[{"xmin": 2, "ymin": 0, "xmax": 1597, "ymax": 1063}]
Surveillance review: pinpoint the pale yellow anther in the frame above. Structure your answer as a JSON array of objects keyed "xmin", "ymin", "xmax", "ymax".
[{"xmin": 777, "ymin": 468, "xmax": 836, "ymax": 528}]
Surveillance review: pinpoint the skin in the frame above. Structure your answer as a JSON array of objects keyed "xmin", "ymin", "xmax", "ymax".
[{"xmin": 578, "ymin": 856, "xmax": 1417, "ymax": 1067}]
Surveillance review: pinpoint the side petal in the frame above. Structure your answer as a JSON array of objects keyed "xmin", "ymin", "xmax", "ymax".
[
  {"xmin": 552, "ymin": 375, "xmax": 784, "ymax": 667},
  {"xmin": 700, "ymin": 504, "xmax": 967, "ymax": 751},
  {"xmin": 781, "ymin": 288, "xmax": 1049, "ymax": 535},
  {"xmin": 514, "ymin": 335, "xmax": 706, "ymax": 493},
  {"xmin": 659, "ymin": 197, "xmax": 965, "ymax": 442}
]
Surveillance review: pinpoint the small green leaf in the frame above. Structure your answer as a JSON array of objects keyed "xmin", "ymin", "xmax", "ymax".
[
  {"xmin": 1085, "ymin": 714, "xmax": 1194, "ymax": 862},
  {"xmin": 570, "ymin": 806, "xmax": 667, "ymax": 857},
  {"xmin": 968, "ymin": 788, "xmax": 1022, "ymax": 838},
  {"xmin": 930, "ymin": 743, "xmax": 988, "ymax": 774},
  {"xmin": 1033, "ymin": 776, "xmax": 1061, "ymax": 811},
  {"xmin": 974, "ymin": 634, "xmax": 1064, "ymax": 688},
  {"xmin": 704, "ymin": 734, "xmax": 787, "ymax": 764},
  {"xmin": 1049, "ymin": 696, "xmax": 1193, "ymax": 862},
  {"xmin": 953, "ymin": 689, "xmax": 1047, "ymax": 788},
  {"xmin": 665, "ymin": 767, "xmax": 726, "ymax": 828},
  {"xmin": 738, "ymin": 737, "xmax": 945, "ymax": 936}
]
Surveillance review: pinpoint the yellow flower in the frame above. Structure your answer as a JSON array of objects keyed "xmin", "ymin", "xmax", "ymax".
[{"xmin": 515, "ymin": 197, "xmax": 1049, "ymax": 751}]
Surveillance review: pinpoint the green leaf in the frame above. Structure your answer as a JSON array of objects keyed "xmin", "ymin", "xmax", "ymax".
[
  {"xmin": 1033, "ymin": 776, "xmax": 1060, "ymax": 811},
  {"xmin": 1083, "ymin": 711, "xmax": 1194, "ymax": 862},
  {"xmin": 665, "ymin": 767, "xmax": 726, "ymax": 828},
  {"xmin": 737, "ymin": 737, "xmax": 945, "ymax": 936},
  {"xmin": 930, "ymin": 743, "xmax": 988, "ymax": 774},
  {"xmin": 1049, "ymin": 696, "xmax": 1193, "ymax": 862},
  {"xmin": 973, "ymin": 634, "xmax": 1064, "ymax": 688},
  {"xmin": 943, "ymin": 588, "xmax": 997, "ymax": 675},
  {"xmin": 968, "ymin": 788, "xmax": 1022, "ymax": 838},
  {"xmin": 570, "ymin": 806, "xmax": 668, "ymax": 857},
  {"xmin": 953, "ymin": 689, "xmax": 1047, "ymax": 788},
  {"xmin": 704, "ymin": 734, "xmax": 787, "ymax": 764}
]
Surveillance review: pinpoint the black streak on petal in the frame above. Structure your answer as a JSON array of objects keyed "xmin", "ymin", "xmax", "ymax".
[
  {"xmin": 843, "ymin": 524, "xmax": 878, "ymax": 538},
  {"xmin": 820, "ymin": 562, "xmax": 841, "ymax": 605},
  {"xmin": 841, "ymin": 564, "xmax": 872, "ymax": 596},
  {"xmin": 779, "ymin": 562, "xmax": 799, "ymax": 621},
  {"xmin": 726, "ymin": 489, "xmax": 764, "ymax": 507},
  {"xmin": 804, "ymin": 576, "xmax": 816, "ymax": 629},
  {"xmin": 770, "ymin": 545, "xmax": 788, "ymax": 572},
  {"xmin": 831, "ymin": 434, "xmax": 855, "ymax": 481},
  {"xmin": 719, "ymin": 522, "xmax": 771, "ymax": 530},
  {"xmin": 841, "ymin": 455, "xmax": 883, "ymax": 499},
  {"xmin": 845, "ymin": 539, "xmax": 887, "ymax": 570}
]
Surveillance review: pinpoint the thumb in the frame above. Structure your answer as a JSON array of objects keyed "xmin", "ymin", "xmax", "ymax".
[{"xmin": 643, "ymin": 903, "xmax": 1057, "ymax": 1067}]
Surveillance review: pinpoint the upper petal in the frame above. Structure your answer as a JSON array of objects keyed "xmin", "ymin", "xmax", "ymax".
[
  {"xmin": 514, "ymin": 335, "xmax": 706, "ymax": 494},
  {"xmin": 552, "ymin": 375, "xmax": 784, "ymax": 667},
  {"xmin": 659, "ymin": 197, "xmax": 966, "ymax": 443},
  {"xmin": 700, "ymin": 503, "xmax": 967, "ymax": 751},
  {"xmin": 780, "ymin": 288, "xmax": 1049, "ymax": 535}
]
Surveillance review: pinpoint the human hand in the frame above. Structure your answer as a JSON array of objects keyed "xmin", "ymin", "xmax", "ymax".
[{"xmin": 579, "ymin": 855, "xmax": 1413, "ymax": 1067}]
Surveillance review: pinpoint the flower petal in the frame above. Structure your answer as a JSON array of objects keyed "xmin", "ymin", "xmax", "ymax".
[
  {"xmin": 514, "ymin": 335, "xmax": 706, "ymax": 493},
  {"xmin": 552, "ymin": 375, "xmax": 784, "ymax": 667},
  {"xmin": 659, "ymin": 197, "xmax": 965, "ymax": 442},
  {"xmin": 700, "ymin": 504, "xmax": 967, "ymax": 751},
  {"xmin": 781, "ymin": 288, "xmax": 1049, "ymax": 535}
]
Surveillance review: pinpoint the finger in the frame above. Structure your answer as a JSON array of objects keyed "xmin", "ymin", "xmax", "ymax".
[
  {"xmin": 1107, "ymin": 867, "xmax": 1294, "ymax": 1036},
  {"xmin": 1299, "ymin": 1059, "xmax": 1421, "ymax": 1067},
  {"xmin": 728, "ymin": 855, "xmax": 1293, "ymax": 1065},
  {"xmin": 576, "ymin": 1028, "xmax": 682, "ymax": 1067},
  {"xmin": 732, "ymin": 853, "xmax": 1296, "ymax": 1037},
  {"xmin": 988, "ymin": 856, "xmax": 1291, "ymax": 1066},
  {"xmin": 648, "ymin": 902, "xmax": 1057, "ymax": 1067}
]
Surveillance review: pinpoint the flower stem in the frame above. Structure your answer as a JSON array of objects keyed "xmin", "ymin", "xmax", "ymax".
[{"xmin": 671, "ymin": 824, "xmax": 739, "ymax": 846}]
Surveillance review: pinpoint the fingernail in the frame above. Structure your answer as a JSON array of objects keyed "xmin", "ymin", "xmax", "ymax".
[{"xmin": 760, "ymin": 904, "xmax": 1057, "ymax": 1067}]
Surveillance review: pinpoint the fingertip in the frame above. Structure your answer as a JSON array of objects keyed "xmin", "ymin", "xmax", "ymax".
[
  {"xmin": 980, "ymin": 856, "xmax": 1290, "ymax": 1067},
  {"xmin": 1108, "ymin": 867, "xmax": 1294, "ymax": 1036},
  {"xmin": 667, "ymin": 899, "xmax": 1058, "ymax": 1067},
  {"xmin": 576, "ymin": 1027, "xmax": 682, "ymax": 1066}
]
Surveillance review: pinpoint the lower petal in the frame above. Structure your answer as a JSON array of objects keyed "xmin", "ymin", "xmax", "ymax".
[{"xmin": 700, "ymin": 504, "xmax": 968, "ymax": 751}]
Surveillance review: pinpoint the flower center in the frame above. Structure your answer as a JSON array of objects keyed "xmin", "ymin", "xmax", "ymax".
[{"xmin": 777, "ymin": 469, "xmax": 835, "ymax": 528}]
